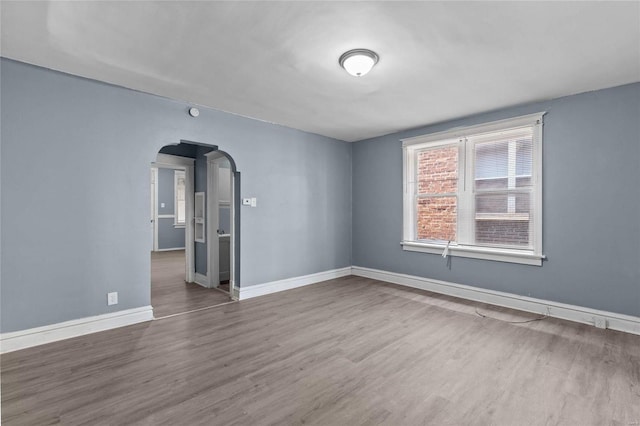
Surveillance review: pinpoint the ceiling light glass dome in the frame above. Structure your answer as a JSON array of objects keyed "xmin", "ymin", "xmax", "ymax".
[{"xmin": 339, "ymin": 49, "xmax": 379, "ymax": 77}]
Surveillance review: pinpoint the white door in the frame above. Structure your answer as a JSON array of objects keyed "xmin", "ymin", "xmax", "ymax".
[
  {"xmin": 205, "ymin": 153, "xmax": 235, "ymax": 291},
  {"xmin": 206, "ymin": 156, "xmax": 221, "ymax": 288}
]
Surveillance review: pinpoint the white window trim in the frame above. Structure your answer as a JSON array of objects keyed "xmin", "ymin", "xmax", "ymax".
[
  {"xmin": 151, "ymin": 154, "xmax": 195, "ymax": 229},
  {"xmin": 174, "ymin": 170, "xmax": 186, "ymax": 227},
  {"xmin": 401, "ymin": 112, "xmax": 546, "ymax": 266}
]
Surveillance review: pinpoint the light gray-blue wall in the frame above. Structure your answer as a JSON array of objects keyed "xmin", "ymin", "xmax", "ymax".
[
  {"xmin": 352, "ymin": 83, "xmax": 640, "ymax": 317},
  {"xmin": 157, "ymin": 167, "xmax": 176, "ymax": 215},
  {"xmin": 0, "ymin": 58, "xmax": 352, "ymax": 332},
  {"xmin": 2, "ymin": 56, "xmax": 636, "ymax": 333},
  {"xmin": 219, "ymin": 207, "xmax": 231, "ymax": 235},
  {"xmin": 157, "ymin": 219, "xmax": 185, "ymax": 250}
]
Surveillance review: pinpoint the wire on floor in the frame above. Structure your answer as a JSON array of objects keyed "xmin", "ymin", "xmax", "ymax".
[{"xmin": 474, "ymin": 307, "xmax": 548, "ymax": 324}]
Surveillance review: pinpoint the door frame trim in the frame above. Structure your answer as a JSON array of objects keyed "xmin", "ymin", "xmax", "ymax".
[
  {"xmin": 152, "ymin": 153, "xmax": 196, "ymax": 283},
  {"xmin": 151, "ymin": 167, "xmax": 159, "ymax": 252}
]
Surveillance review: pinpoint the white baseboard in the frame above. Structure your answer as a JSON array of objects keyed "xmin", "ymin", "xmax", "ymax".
[
  {"xmin": 352, "ymin": 266, "xmax": 640, "ymax": 336},
  {"xmin": 0, "ymin": 306, "xmax": 154, "ymax": 354},
  {"xmin": 4, "ymin": 267, "xmax": 635, "ymax": 354},
  {"xmin": 155, "ymin": 247, "xmax": 185, "ymax": 252},
  {"xmin": 239, "ymin": 267, "xmax": 352, "ymax": 300},
  {"xmin": 194, "ymin": 272, "xmax": 208, "ymax": 288}
]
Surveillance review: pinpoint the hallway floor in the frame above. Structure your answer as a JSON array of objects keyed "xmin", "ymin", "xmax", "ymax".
[{"xmin": 151, "ymin": 250, "xmax": 231, "ymax": 318}]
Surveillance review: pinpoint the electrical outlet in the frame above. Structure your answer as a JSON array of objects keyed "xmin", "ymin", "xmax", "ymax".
[
  {"xmin": 594, "ymin": 316, "xmax": 607, "ymax": 329},
  {"xmin": 107, "ymin": 292, "xmax": 118, "ymax": 306}
]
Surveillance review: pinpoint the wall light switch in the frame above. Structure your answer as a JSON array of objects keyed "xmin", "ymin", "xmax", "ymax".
[
  {"xmin": 242, "ymin": 198, "xmax": 251, "ymax": 206},
  {"xmin": 107, "ymin": 292, "xmax": 118, "ymax": 306},
  {"xmin": 250, "ymin": 198, "xmax": 257, "ymax": 207},
  {"xmin": 160, "ymin": 202, "xmax": 165, "ymax": 208}
]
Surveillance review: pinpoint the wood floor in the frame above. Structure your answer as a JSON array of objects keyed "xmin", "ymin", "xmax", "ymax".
[
  {"xmin": 151, "ymin": 250, "xmax": 230, "ymax": 318},
  {"xmin": 2, "ymin": 276, "xmax": 639, "ymax": 425}
]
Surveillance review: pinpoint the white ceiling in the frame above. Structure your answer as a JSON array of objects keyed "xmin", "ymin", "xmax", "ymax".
[{"xmin": 1, "ymin": 1, "xmax": 639, "ymax": 142}]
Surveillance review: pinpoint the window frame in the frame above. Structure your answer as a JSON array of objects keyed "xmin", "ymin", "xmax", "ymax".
[
  {"xmin": 401, "ymin": 112, "xmax": 545, "ymax": 266},
  {"xmin": 174, "ymin": 169, "xmax": 186, "ymax": 228}
]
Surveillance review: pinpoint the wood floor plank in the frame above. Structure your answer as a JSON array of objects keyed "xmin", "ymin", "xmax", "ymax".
[
  {"xmin": 2, "ymin": 276, "xmax": 639, "ymax": 425},
  {"xmin": 151, "ymin": 250, "xmax": 230, "ymax": 318}
]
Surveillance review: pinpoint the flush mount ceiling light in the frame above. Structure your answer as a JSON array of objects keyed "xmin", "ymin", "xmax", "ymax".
[{"xmin": 339, "ymin": 49, "xmax": 379, "ymax": 77}]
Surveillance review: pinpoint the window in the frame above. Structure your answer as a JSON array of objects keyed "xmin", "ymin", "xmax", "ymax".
[
  {"xmin": 402, "ymin": 113, "xmax": 545, "ymax": 265},
  {"xmin": 174, "ymin": 170, "xmax": 186, "ymax": 227}
]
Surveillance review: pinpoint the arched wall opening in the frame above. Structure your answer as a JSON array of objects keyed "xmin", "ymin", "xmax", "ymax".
[{"xmin": 150, "ymin": 140, "xmax": 240, "ymax": 318}]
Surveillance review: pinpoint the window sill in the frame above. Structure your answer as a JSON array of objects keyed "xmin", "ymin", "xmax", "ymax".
[
  {"xmin": 174, "ymin": 224, "xmax": 186, "ymax": 229},
  {"xmin": 401, "ymin": 241, "xmax": 544, "ymax": 266}
]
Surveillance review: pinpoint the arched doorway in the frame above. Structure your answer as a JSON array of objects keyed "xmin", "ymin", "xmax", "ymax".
[{"xmin": 150, "ymin": 141, "xmax": 240, "ymax": 318}]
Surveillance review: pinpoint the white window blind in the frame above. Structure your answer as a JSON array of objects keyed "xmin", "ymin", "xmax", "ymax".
[{"xmin": 471, "ymin": 127, "xmax": 534, "ymax": 248}]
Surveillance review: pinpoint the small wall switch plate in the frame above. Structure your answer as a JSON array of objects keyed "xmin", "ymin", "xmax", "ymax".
[
  {"xmin": 160, "ymin": 202, "xmax": 165, "ymax": 208},
  {"xmin": 242, "ymin": 198, "xmax": 251, "ymax": 206},
  {"xmin": 107, "ymin": 292, "xmax": 118, "ymax": 306},
  {"xmin": 250, "ymin": 197, "xmax": 257, "ymax": 207},
  {"xmin": 594, "ymin": 316, "xmax": 607, "ymax": 329}
]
